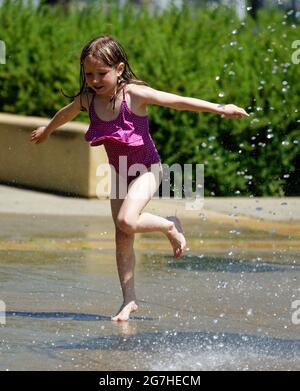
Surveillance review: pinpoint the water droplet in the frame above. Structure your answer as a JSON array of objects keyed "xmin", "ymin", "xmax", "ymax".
[
  {"xmin": 218, "ymin": 92, "xmax": 225, "ymax": 98},
  {"xmin": 283, "ymin": 174, "xmax": 290, "ymax": 179},
  {"xmin": 281, "ymin": 140, "xmax": 289, "ymax": 145},
  {"xmin": 231, "ymin": 29, "xmax": 237, "ymax": 35},
  {"xmin": 230, "ymin": 41, "xmax": 237, "ymax": 47},
  {"xmin": 215, "ymin": 76, "xmax": 220, "ymax": 81}
]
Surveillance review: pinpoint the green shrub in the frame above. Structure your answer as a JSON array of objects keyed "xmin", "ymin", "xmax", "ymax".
[{"xmin": 0, "ymin": 1, "xmax": 299, "ymax": 196}]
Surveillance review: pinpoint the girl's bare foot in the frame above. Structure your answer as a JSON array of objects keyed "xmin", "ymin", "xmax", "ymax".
[
  {"xmin": 165, "ymin": 216, "xmax": 186, "ymax": 259},
  {"xmin": 111, "ymin": 300, "xmax": 139, "ymax": 322}
]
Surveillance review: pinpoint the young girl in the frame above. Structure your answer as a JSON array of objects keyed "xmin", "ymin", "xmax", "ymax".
[{"xmin": 30, "ymin": 35, "xmax": 248, "ymax": 321}]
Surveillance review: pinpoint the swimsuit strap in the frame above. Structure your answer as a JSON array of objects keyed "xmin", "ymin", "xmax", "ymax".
[
  {"xmin": 122, "ymin": 85, "xmax": 126, "ymax": 102},
  {"xmin": 79, "ymin": 93, "xmax": 83, "ymax": 111},
  {"xmin": 88, "ymin": 92, "xmax": 95, "ymax": 114},
  {"xmin": 79, "ymin": 89, "xmax": 89, "ymax": 112}
]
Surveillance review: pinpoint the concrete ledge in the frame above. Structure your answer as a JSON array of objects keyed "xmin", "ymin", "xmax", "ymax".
[{"xmin": 0, "ymin": 112, "xmax": 109, "ymax": 198}]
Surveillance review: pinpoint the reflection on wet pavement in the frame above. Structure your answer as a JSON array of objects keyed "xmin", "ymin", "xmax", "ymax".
[{"xmin": 0, "ymin": 214, "xmax": 299, "ymax": 370}]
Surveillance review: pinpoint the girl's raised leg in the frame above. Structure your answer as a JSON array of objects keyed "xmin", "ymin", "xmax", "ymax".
[{"xmin": 116, "ymin": 164, "xmax": 186, "ymax": 258}]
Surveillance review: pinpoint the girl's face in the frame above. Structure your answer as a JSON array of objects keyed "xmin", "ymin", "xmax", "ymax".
[{"xmin": 83, "ymin": 55, "xmax": 124, "ymax": 98}]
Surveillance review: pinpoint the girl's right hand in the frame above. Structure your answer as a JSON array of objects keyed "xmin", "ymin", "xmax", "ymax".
[{"xmin": 30, "ymin": 126, "xmax": 50, "ymax": 144}]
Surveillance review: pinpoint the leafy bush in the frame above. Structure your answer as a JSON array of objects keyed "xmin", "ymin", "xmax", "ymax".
[{"xmin": 0, "ymin": 1, "xmax": 299, "ymax": 196}]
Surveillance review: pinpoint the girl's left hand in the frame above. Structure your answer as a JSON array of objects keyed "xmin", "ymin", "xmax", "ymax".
[{"xmin": 218, "ymin": 104, "xmax": 249, "ymax": 118}]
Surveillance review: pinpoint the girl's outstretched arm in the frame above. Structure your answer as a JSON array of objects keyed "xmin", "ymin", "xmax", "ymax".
[
  {"xmin": 131, "ymin": 85, "xmax": 249, "ymax": 119},
  {"xmin": 30, "ymin": 95, "xmax": 83, "ymax": 144}
]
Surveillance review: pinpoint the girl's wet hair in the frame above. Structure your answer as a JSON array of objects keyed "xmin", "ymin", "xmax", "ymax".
[{"xmin": 65, "ymin": 35, "xmax": 148, "ymax": 111}]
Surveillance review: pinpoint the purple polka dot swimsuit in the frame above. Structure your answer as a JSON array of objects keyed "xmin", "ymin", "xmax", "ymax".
[{"xmin": 84, "ymin": 86, "xmax": 161, "ymax": 185}]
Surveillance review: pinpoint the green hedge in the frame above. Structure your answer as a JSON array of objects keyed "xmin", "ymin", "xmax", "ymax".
[{"xmin": 0, "ymin": 1, "xmax": 299, "ymax": 196}]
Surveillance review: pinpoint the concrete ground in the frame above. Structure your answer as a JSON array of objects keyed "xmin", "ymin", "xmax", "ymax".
[
  {"xmin": 1, "ymin": 181, "xmax": 299, "ymax": 254},
  {"xmin": 0, "ymin": 184, "xmax": 299, "ymax": 222},
  {"xmin": 1, "ymin": 184, "xmax": 300, "ymax": 370}
]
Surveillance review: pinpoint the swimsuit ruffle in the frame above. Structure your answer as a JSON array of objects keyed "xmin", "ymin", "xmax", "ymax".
[{"xmin": 85, "ymin": 120, "xmax": 145, "ymax": 147}]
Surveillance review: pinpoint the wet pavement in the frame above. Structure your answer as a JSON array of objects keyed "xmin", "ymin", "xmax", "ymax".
[{"xmin": 0, "ymin": 185, "xmax": 300, "ymax": 370}]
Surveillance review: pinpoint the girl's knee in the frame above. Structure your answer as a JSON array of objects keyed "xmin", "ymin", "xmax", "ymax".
[{"xmin": 116, "ymin": 215, "xmax": 137, "ymax": 235}]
